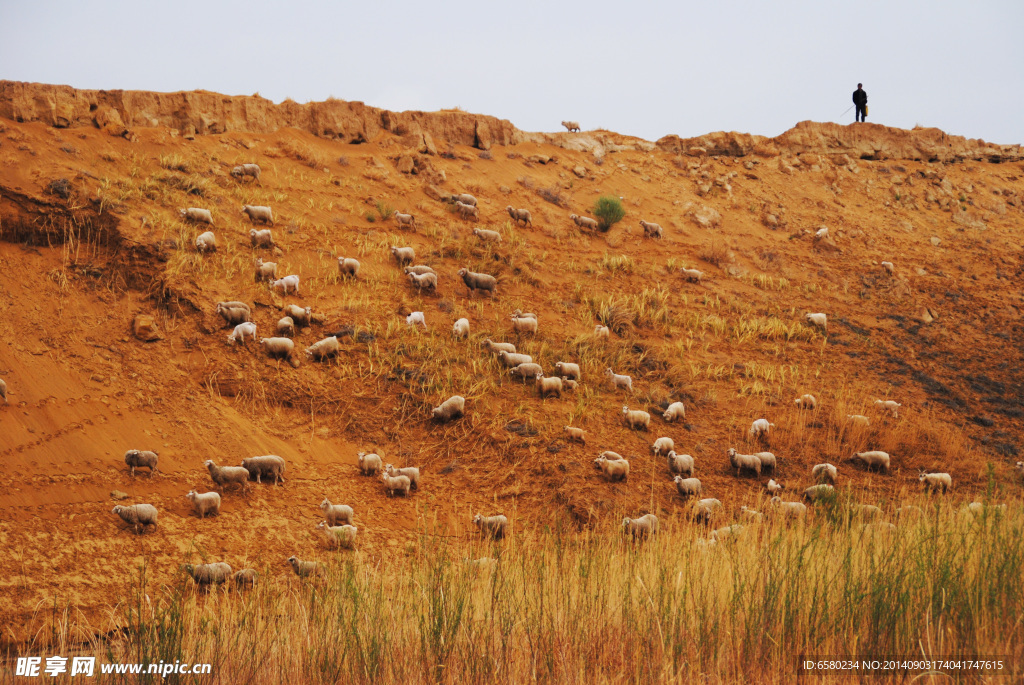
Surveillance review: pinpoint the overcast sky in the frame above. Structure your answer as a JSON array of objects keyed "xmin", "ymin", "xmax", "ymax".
[{"xmin": 2, "ymin": 0, "xmax": 1021, "ymax": 144}]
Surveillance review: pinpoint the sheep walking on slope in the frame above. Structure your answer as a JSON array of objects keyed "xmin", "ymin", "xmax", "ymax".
[
  {"xmin": 112, "ymin": 504, "xmax": 158, "ymax": 534},
  {"xmin": 124, "ymin": 449, "xmax": 159, "ymax": 477}
]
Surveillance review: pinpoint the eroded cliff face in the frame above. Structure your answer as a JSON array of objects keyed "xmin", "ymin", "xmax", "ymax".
[{"xmin": 1, "ymin": 81, "xmax": 1019, "ymax": 163}]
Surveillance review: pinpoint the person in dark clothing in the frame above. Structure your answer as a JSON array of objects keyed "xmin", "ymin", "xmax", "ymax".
[{"xmin": 853, "ymin": 83, "xmax": 868, "ymax": 122}]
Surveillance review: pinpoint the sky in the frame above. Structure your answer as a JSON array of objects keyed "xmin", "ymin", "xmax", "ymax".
[{"xmin": 1, "ymin": 0, "xmax": 1022, "ymax": 144}]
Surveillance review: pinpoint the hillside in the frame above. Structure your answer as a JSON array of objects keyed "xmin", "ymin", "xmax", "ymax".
[{"xmin": 1, "ymin": 81, "xmax": 1023, "ymax": 639}]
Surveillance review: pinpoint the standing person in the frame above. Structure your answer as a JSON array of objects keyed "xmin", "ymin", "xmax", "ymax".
[{"xmin": 853, "ymin": 83, "xmax": 868, "ymax": 122}]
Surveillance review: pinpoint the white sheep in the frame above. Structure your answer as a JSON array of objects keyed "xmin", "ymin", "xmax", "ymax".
[
  {"xmin": 407, "ymin": 271, "xmax": 437, "ymax": 292},
  {"xmin": 391, "ymin": 245, "xmax": 415, "ymax": 265},
  {"xmin": 337, "ymin": 257, "xmax": 360, "ymax": 279},
  {"xmin": 811, "ymin": 463, "xmax": 838, "ymax": 485},
  {"xmin": 794, "ymin": 394, "xmax": 817, "ymax": 410},
  {"xmin": 569, "ymin": 214, "xmax": 598, "ymax": 231},
  {"xmin": 535, "ymin": 372, "xmax": 563, "ymax": 399},
  {"xmin": 217, "ymin": 302, "xmax": 252, "ymax": 327},
  {"xmin": 739, "ymin": 507, "xmax": 763, "ymax": 523},
  {"xmin": 380, "ymin": 471, "xmax": 411, "ymax": 496},
  {"xmin": 663, "ymin": 402, "xmax": 686, "ymax": 422},
  {"xmin": 919, "ymin": 472, "xmax": 952, "ymax": 494},
  {"xmin": 318, "ymin": 500, "xmax": 353, "ymax": 527},
  {"xmin": 184, "ymin": 562, "xmax": 233, "ymax": 587},
  {"xmin": 897, "ymin": 505, "xmax": 923, "ymax": 522},
  {"xmin": 681, "ymin": 268, "xmax": 704, "ymax": 283},
  {"xmin": 727, "ymin": 448, "xmax": 762, "ymax": 477},
  {"xmin": 231, "ymin": 163, "xmax": 261, "ymax": 183},
  {"xmin": 594, "ymin": 455, "xmax": 630, "ymax": 482},
  {"xmin": 253, "ymin": 255, "xmax": 275, "ymax": 280},
  {"xmin": 242, "ymin": 205, "xmax": 274, "ymax": 225},
  {"xmin": 432, "ymin": 395, "xmax": 465, "ymax": 423},
  {"xmin": 112, "ymin": 504, "xmax": 158, "ymax": 534},
  {"xmin": 561, "ymin": 378, "xmax": 579, "ymax": 391},
  {"xmin": 766, "ymin": 479, "xmax": 784, "ymax": 495},
  {"xmin": 605, "ymin": 368, "xmax": 632, "ymax": 391},
  {"xmin": 850, "ymin": 451, "xmax": 891, "ymax": 472},
  {"xmin": 805, "ymin": 312, "xmax": 827, "ymax": 331},
  {"xmin": 881, "ymin": 261, "xmax": 895, "ymax": 274},
  {"xmin": 450, "ymin": 193, "xmax": 478, "ymax": 206},
  {"xmin": 195, "ymin": 231, "xmax": 217, "ymax": 253},
  {"xmin": 454, "ymin": 201, "xmax": 479, "ymax": 219},
  {"xmin": 227, "ymin": 321, "xmax": 257, "ymax": 345},
  {"xmin": 712, "ymin": 524, "xmax": 745, "ymax": 542},
  {"xmin": 287, "ymin": 556, "xmax": 325, "ymax": 579},
  {"xmin": 392, "ymin": 211, "xmax": 416, "ymax": 229},
  {"xmin": 594, "ymin": 325, "xmax": 610, "ymax": 339},
  {"xmin": 802, "ymin": 484, "xmax": 835, "ymax": 502},
  {"xmin": 510, "ymin": 363, "xmax": 544, "ymax": 380},
  {"xmin": 692, "ymin": 498, "xmax": 722, "ymax": 523},
  {"xmin": 651, "ymin": 437, "xmax": 675, "ymax": 457},
  {"xmin": 123, "ymin": 449, "xmax": 159, "ymax": 477},
  {"xmin": 874, "ymin": 399, "xmax": 902, "ymax": 418},
  {"xmin": 666, "ymin": 451, "xmax": 695, "ymax": 477},
  {"xmin": 179, "ymin": 207, "xmax": 213, "ymax": 225},
  {"xmin": 406, "ymin": 311, "xmax": 427, "ymax": 330},
  {"xmin": 563, "ymin": 426, "xmax": 586, "ymax": 444},
  {"xmin": 639, "ymin": 220, "xmax": 663, "ymax": 238},
  {"xmin": 561, "ymin": 121, "xmax": 581, "ymax": 132},
  {"xmin": 752, "ymin": 451, "xmax": 777, "ymax": 472},
  {"xmin": 186, "ymin": 490, "xmax": 221, "ymax": 518},
  {"xmin": 815, "ymin": 226, "xmax": 829, "ymax": 239},
  {"xmin": 458, "ymin": 268, "xmax": 497, "ymax": 298},
  {"xmin": 357, "ymin": 451, "xmax": 383, "ymax": 475},
  {"xmin": 283, "ymin": 304, "xmax": 313, "ymax": 326},
  {"xmin": 473, "ymin": 513, "xmax": 508, "ymax": 540},
  {"xmin": 598, "ymin": 450, "xmax": 624, "ymax": 461},
  {"xmin": 481, "ymin": 339, "xmax": 516, "ymax": 355},
  {"xmin": 554, "ymin": 362, "xmax": 580, "ymax": 381},
  {"xmin": 622, "ymin": 514, "xmax": 659, "ymax": 540},
  {"xmin": 473, "ymin": 228, "xmax": 502, "ymax": 243},
  {"xmin": 498, "ymin": 351, "xmax": 533, "ymax": 368},
  {"xmin": 305, "ymin": 336, "xmax": 340, "ymax": 362},
  {"xmin": 1016, "ymin": 461, "xmax": 1024, "ymax": 479},
  {"xmin": 0, "ymin": 378, "xmax": 6, "ymax": 404},
  {"xmin": 241, "ymin": 455, "xmax": 287, "ymax": 485},
  {"xmin": 452, "ymin": 318, "xmax": 470, "ymax": 338},
  {"xmin": 674, "ymin": 476, "xmax": 702, "ymax": 498},
  {"xmin": 622, "ymin": 406, "xmax": 650, "ymax": 431},
  {"xmin": 748, "ymin": 418, "xmax": 775, "ymax": 439},
  {"xmin": 249, "ymin": 228, "xmax": 275, "ymax": 247},
  {"xmin": 404, "ymin": 265, "xmax": 436, "ymax": 276},
  {"xmin": 260, "ymin": 337, "xmax": 295, "ymax": 361},
  {"xmin": 204, "ymin": 460, "xmax": 249, "ymax": 493},
  {"xmin": 276, "ymin": 317, "xmax": 295, "ymax": 337},
  {"xmin": 510, "ymin": 316, "xmax": 537, "ymax": 334},
  {"xmin": 506, "ymin": 206, "xmax": 532, "ymax": 226},
  {"xmin": 385, "ymin": 464, "xmax": 421, "ymax": 490},
  {"xmin": 852, "ymin": 504, "xmax": 882, "ymax": 520},
  {"xmin": 316, "ymin": 521, "xmax": 358, "ymax": 550},
  {"xmin": 271, "ymin": 274, "xmax": 300, "ymax": 295},
  {"xmin": 847, "ymin": 414, "xmax": 871, "ymax": 427},
  {"xmin": 770, "ymin": 497, "xmax": 807, "ymax": 518}
]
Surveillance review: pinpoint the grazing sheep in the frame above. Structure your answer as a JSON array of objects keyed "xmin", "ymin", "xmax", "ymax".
[
  {"xmin": 204, "ymin": 460, "xmax": 249, "ymax": 493},
  {"xmin": 404, "ymin": 264, "xmax": 436, "ymax": 276},
  {"xmin": 357, "ymin": 451, "xmax": 383, "ymax": 475},
  {"xmin": 385, "ymin": 464, "xmax": 421, "ymax": 490},
  {"xmin": 674, "ymin": 476, "xmax": 702, "ymax": 498},
  {"xmin": 260, "ymin": 337, "xmax": 295, "ymax": 361},
  {"xmin": 195, "ymin": 231, "xmax": 217, "ymax": 253},
  {"xmin": 276, "ymin": 317, "xmax": 295, "ymax": 337},
  {"xmin": 510, "ymin": 363, "xmax": 544, "ymax": 380},
  {"xmin": 319, "ymin": 499, "xmax": 354, "ymax": 526},
  {"xmin": 407, "ymin": 271, "xmax": 437, "ymax": 292},
  {"xmin": 217, "ymin": 302, "xmax": 252, "ymax": 327},
  {"xmin": 739, "ymin": 507, "xmax": 763, "ymax": 523},
  {"xmin": 794, "ymin": 394, "xmax": 817, "ymax": 410},
  {"xmin": 811, "ymin": 463, "xmax": 838, "ymax": 485},
  {"xmin": 852, "ymin": 504, "xmax": 882, "ymax": 520},
  {"xmin": 767, "ymin": 479, "xmax": 784, "ymax": 495},
  {"xmin": 594, "ymin": 325, "xmax": 610, "ymax": 339},
  {"xmin": 748, "ymin": 418, "xmax": 775, "ymax": 439},
  {"xmin": 0, "ymin": 378, "xmax": 6, "ymax": 404},
  {"xmin": 498, "ymin": 351, "xmax": 533, "ymax": 368},
  {"xmin": 919, "ymin": 472, "xmax": 952, "ymax": 494},
  {"xmin": 561, "ymin": 378, "xmax": 579, "ymax": 391},
  {"xmin": 392, "ymin": 211, "xmax": 416, "ymax": 229},
  {"xmin": 770, "ymin": 497, "xmax": 807, "ymax": 518},
  {"xmin": 681, "ymin": 268, "xmax": 705, "ymax": 283},
  {"xmin": 753, "ymin": 451, "xmax": 777, "ymax": 472},
  {"xmin": 271, "ymin": 274, "xmax": 300, "ymax": 295},
  {"xmin": 851, "ymin": 450, "xmax": 891, "ymax": 472},
  {"xmin": 554, "ymin": 362, "xmax": 580, "ymax": 381},
  {"xmin": 599, "ymin": 450, "xmax": 624, "ymax": 461},
  {"xmin": 535, "ymin": 373, "xmax": 562, "ymax": 399},
  {"xmin": 639, "ymin": 220, "xmax": 663, "ymax": 238},
  {"xmin": 473, "ymin": 513, "xmax": 508, "ymax": 540},
  {"xmin": 123, "ymin": 449, "xmax": 158, "ymax": 477},
  {"xmin": 563, "ymin": 426, "xmax": 586, "ymax": 444},
  {"xmin": 179, "ymin": 207, "xmax": 213, "ymax": 225},
  {"xmin": 622, "ymin": 406, "xmax": 651, "ymax": 431},
  {"xmin": 231, "ymin": 163, "xmax": 261, "ymax": 183},
  {"xmin": 666, "ymin": 451, "xmax": 695, "ymax": 477},
  {"xmin": 337, "ymin": 257, "xmax": 360, "ymax": 279},
  {"xmin": 663, "ymin": 402, "xmax": 686, "ymax": 422},
  {"xmin": 847, "ymin": 414, "xmax": 871, "ymax": 427},
  {"xmin": 605, "ymin": 368, "xmax": 632, "ymax": 391},
  {"xmin": 692, "ymin": 498, "xmax": 722, "ymax": 523},
  {"xmin": 242, "ymin": 205, "xmax": 274, "ymax": 225},
  {"xmin": 561, "ymin": 121, "xmax": 581, "ymax": 132},
  {"xmin": 651, "ymin": 437, "xmax": 675, "ymax": 457},
  {"xmin": 283, "ymin": 305, "xmax": 313, "ymax": 327},
  {"xmin": 510, "ymin": 316, "xmax": 537, "ymax": 335},
  {"xmin": 473, "ymin": 228, "xmax": 502, "ymax": 243},
  {"xmin": 569, "ymin": 214, "xmax": 599, "ymax": 231},
  {"xmin": 815, "ymin": 226, "xmax": 829, "ymax": 239},
  {"xmin": 249, "ymin": 228, "xmax": 275, "ymax": 247},
  {"xmin": 510, "ymin": 308, "xmax": 538, "ymax": 320},
  {"xmin": 186, "ymin": 490, "xmax": 221, "ymax": 519},
  {"xmin": 481, "ymin": 338, "xmax": 516, "ymax": 355},
  {"xmin": 728, "ymin": 448, "xmax": 762, "ymax": 477},
  {"xmin": 184, "ymin": 562, "xmax": 232, "ymax": 587},
  {"xmin": 432, "ymin": 395, "xmax": 466, "ymax": 423},
  {"xmin": 961, "ymin": 502, "xmax": 1007, "ymax": 518},
  {"xmin": 112, "ymin": 504, "xmax": 158, "ymax": 534},
  {"xmin": 241, "ymin": 455, "xmax": 287, "ymax": 485},
  {"xmin": 381, "ymin": 471, "xmax": 412, "ymax": 497},
  {"xmin": 506, "ymin": 206, "xmax": 532, "ymax": 226},
  {"xmin": 874, "ymin": 399, "xmax": 902, "ymax": 418},
  {"xmin": 802, "ymin": 484, "xmax": 835, "ymax": 502},
  {"xmin": 287, "ymin": 556, "xmax": 324, "ymax": 579},
  {"xmin": 712, "ymin": 524, "xmax": 745, "ymax": 542},
  {"xmin": 881, "ymin": 261, "xmax": 895, "ymax": 274},
  {"xmin": 622, "ymin": 514, "xmax": 659, "ymax": 540},
  {"xmin": 316, "ymin": 521, "xmax": 358, "ymax": 550},
  {"xmin": 805, "ymin": 312, "xmax": 827, "ymax": 331},
  {"xmin": 458, "ymin": 268, "xmax": 497, "ymax": 298},
  {"xmin": 452, "ymin": 318, "xmax": 470, "ymax": 338},
  {"xmin": 450, "ymin": 193, "xmax": 478, "ymax": 207},
  {"xmin": 233, "ymin": 569, "xmax": 258, "ymax": 588},
  {"xmin": 594, "ymin": 454, "xmax": 630, "ymax": 482},
  {"xmin": 391, "ymin": 245, "xmax": 415, "ymax": 266},
  {"xmin": 306, "ymin": 336, "xmax": 340, "ymax": 362},
  {"xmin": 454, "ymin": 201, "xmax": 479, "ymax": 219},
  {"xmin": 406, "ymin": 311, "xmax": 427, "ymax": 330},
  {"xmin": 228, "ymin": 321, "xmax": 258, "ymax": 345}
]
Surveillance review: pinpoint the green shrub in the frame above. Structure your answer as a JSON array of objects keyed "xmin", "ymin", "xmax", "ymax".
[{"xmin": 592, "ymin": 195, "xmax": 625, "ymax": 232}]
